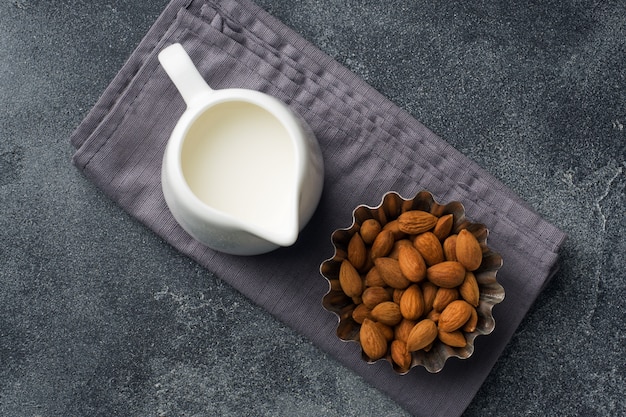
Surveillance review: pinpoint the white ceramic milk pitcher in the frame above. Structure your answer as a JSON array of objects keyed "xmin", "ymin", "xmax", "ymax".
[{"xmin": 158, "ymin": 43, "xmax": 324, "ymax": 255}]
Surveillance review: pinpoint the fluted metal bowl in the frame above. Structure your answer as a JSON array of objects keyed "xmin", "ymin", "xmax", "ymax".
[{"xmin": 320, "ymin": 191, "xmax": 505, "ymax": 374}]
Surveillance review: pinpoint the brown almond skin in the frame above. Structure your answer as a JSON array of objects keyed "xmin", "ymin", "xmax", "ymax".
[
  {"xmin": 397, "ymin": 210, "xmax": 438, "ymax": 234},
  {"xmin": 371, "ymin": 301, "xmax": 403, "ymax": 326},
  {"xmin": 413, "ymin": 232, "xmax": 445, "ymax": 266},
  {"xmin": 360, "ymin": 319, "xmax": 388, "ymax": 360},
  {"xmin": 456, "ymin": 229, "xmax": 483, "ymax": 271},
  {"xmin": 375, "ymin": 322, "xmax": 395, "ymax": 342},
  {"xmin": 392, "ymin": 288, "xmax": 404, "ymax": 304},
  {"xmin": 374, "ymin": 257, "xmax": 411, "ymax": 289},
  {"xmin": 389, "ymin": 238, "xmax": 414, "ymax": 260},
  {"xmin": 443, "ymin": 234, "xmax": 458, "ymax": 261},
  {"xmin": 433, "ymin": 287, "xmax": 459, "ymax": 311},
  {"xmin": 370, "ymin": 229, "xmax": 395, "ymax": 259},
  {"xmin": 391, "ymin": 340, "xmax": 412, "ymax": 371},
  {"xmin": 406, "ymin": 318, "xmax": 438, "ymax": 352},
  {"xmin": 433, "ymin": 213, "xmax": 454, "ymax": 241},
  {"xmin": 362, "ymin": 286, "xmax": 392, "ymax": 309},
  {"xmin": 421, "ymin": 281, "xmax": 438, "ymax": 313},
  {"xmin": 382, "ymin": 219, "xmax": 407, "ymax": 240},
  {"xmin": 459, "ymin": 271, "xmax": 480, "ymax": 307},
  {"xmin": 339, "ymin": 260, "xmax": 363, "ymax": 298},
  {"xmin": 438, "ymin": 300, "xmax": 474, "ymax": 332},
  {"xmin": 339, "ymin": 304, "xmax": 356, "ymax": 321},
  {"xmin": 399, "ymin": 284, "xmax": 424, "ymax": 320},
  {"xmin": 426, "ymin": 309, "xmax": 441, "ymax": 323},
  {"xmin": 347, "ymin": 233, "xmax": 367, "ymax": 270},
  {"xmin": 398, "ymin": 244, "xmax": 427, "ymax": 282},
  {"xmin": 360, "ymin": 251, "xmax": 375, "ymax": 273},
  {"xmin": 463, "ymin": 307, "xmax": 478, "ymax": 332},
  {"xmin": 426, "ymin": 261, "xmax": 466, "ymax": 288},
  {"xmin": 352, "ymin": 304, "xmax": 372, "ymax": 324},
  {"xmin": 360, "ymin": 218, "xmax": 382, "ymax": 244},
  {"xmin": 364, "ymin": 266, "xmax": 386, "ymax": 287},
  {"xmin": 438, "ymin": 329, "xmax": 467, "ymax": 348},
  {"xmin": 394, "ymin": 318, "xmax": 417, "ymax": 342}
]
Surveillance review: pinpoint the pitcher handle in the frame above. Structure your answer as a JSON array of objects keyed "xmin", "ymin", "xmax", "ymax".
[{"xmin": 158, "ymin": 43, "xmax": 213, "ymax": 108}]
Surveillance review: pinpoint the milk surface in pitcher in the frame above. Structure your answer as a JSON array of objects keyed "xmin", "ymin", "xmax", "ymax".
[{"xmin": 181, "ymin": 100, "xmax": 297, "ymax": 230}]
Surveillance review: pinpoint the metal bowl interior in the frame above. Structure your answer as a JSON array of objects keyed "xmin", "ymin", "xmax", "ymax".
[{"xmin": 320, "ymin": 190, "xmax": 505, "ymax": 374}]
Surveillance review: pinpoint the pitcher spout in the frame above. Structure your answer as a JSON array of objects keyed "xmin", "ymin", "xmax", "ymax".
[{"xmin": 243, "ymin": 200, "xmax": 300, "ymax": 248}]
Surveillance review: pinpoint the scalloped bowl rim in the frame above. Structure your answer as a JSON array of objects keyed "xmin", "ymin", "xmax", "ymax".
[{"xmin": 320, "ymin": 190, "xmax": 505, "ymax": 374}]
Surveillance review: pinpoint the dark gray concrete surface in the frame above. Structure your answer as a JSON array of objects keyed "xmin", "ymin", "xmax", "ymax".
[{"xmin": 1, "ymin": 1, "xmax": 624, "ymax": 415}]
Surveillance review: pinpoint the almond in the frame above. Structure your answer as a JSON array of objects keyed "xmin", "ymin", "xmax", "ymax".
[
  {"xmin": 433, "ymin": 213, "xmax": 454, "ymax": 241},
  {"xmin": 399, "ymin": 284, "xmax": 424, "ymax": 320},
  {"xmin": 339, "ymin": 304, "xmax": 356, "ymax": 321},
  {"xmin": 455, "ymin": 229, "xmax": 482, "ymax": 271},
  {"xmin": 426, "ymin": 309, "xmax": 441, "ymax": 323},
  {"xmin": 397, "ymin": 210, "xmax": 438, "ymax": 234},
  {"xmin": 360, "ymin": 252, "xmax": 375, "ymax": 273},
  {"xmin": 360, "ymin": 318, "xmax": 388, "ymax": 360},
  {"xmin": 392, "ymin": 288, "xmax": 404, "ymax": 304},
  {"xmin": 360, "ymin": 218, "xmax": 382, "ymax": 244},
  {"xmin": 443, "ymin": 234, "xmax": 458, "ymax": 261},
  {"xmin": 371, "ymin": 301, "xmax": 402, "ymax": 326},
  {"xmin": 364, "ymin": 266, "xmax": 385, "ymax": 287},
  {"xmin": 352, "ymin": 304, "xmax": 372, "ymax": 324},
  {"xmin": 388, "ymin": 238, "xmax": 413, "ymax": 260},
  {"xmin": 339, "ymin": 260, "xmax": 363, "ymax": 298},
  {"xmin": 438, "ymin": 300, "xmax": 474, "ymax": 332},
  {"xmin": 432, "ymin": 287, "xmax": 459, "ymax": 311},
  {"xmin": 413, "ymin": 232, "xmax": 444, "ymax": 266},
  {"xmin": 390, "ymin": 340, "xmax": 412, "ymax": 371},
  {"xmin": 362, "ymin": 286, "xmax": 391, "ymax": 309},
  {"xmin": 437, "ymin": 329, "xmax": 467, "ymax": 348},
  {"xmin": 374, "ymin": 257, "xmax": 411, "ymax": 289},
  {"xmin": 375, "ymin": 322, "xmax": 395, "ymax": 342},
  {"xmin": 421, "ymin": 281, "xmax": 438, "ymax": 313},
  {"xmin": 394, "ymin": 318, "xmax": 417, "ymax": 342},
  {"xmin": 463, "ymin": 307, "xmax": 478, "ymax": 333},
  {"xmin": 382, "ymin": 219, "xmax": 406, "ymax": 240},
  {"xmin": 426, "ymin": 261, "xmax": 466, "ymax": 288},
  {"xmin": 370, "ymin": 229, "xmax": 395, "ymax": 259},
  {"xmin": 459, "ymin": 271, "xmax": 480, "ymax": 307},
  {"xmin": 398, "ymin": 244, "xmax": 427, "ymax": 282},
  {"xmin": 406, "ymin": 318, "xmax": 438, "ymax": 352},
  {"xmin": 347, "ymin": 232, "xmax": 367, "ymax": 270}
]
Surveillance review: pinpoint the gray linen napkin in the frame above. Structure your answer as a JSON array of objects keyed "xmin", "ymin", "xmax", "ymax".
[{"xmin": 70, "ymin": 0, "xmax": 567, "ymax": 415}]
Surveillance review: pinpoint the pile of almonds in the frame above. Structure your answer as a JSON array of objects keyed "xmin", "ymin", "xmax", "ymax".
[{"xmin": 336, "ymin": 209, "xmax": 484, "ymax": 373}]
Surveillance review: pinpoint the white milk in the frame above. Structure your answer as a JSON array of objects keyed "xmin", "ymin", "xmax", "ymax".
[{"xmin": 181, "ymin": 101, "xmax": 297, "ymax": 230}]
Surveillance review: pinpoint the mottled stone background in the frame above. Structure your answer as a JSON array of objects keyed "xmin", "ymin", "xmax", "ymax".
[{"xmin": 1, "ymin": 0, "xmax": 624, "ymax": 415}]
